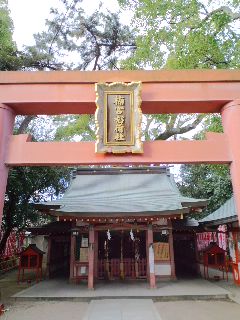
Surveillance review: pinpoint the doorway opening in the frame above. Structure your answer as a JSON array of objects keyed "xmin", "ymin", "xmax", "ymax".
[
  {"xmin": 173, "ymin": 232, "xmax": 198, "ymax": 278},
  {"xmin": 49, "ymin": 236, "xmax": 71, "ymax": 279},
  {"xmin": 97, "ymin": 230, "xmax": 147, "ymax": 280}
]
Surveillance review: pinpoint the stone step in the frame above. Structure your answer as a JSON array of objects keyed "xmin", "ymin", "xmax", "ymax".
[{"xmin": 83, "ymin": 299, "xmax": 162, "ymax": 320}]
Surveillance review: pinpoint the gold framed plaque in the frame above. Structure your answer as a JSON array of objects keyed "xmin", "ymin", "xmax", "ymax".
[
  {"xmin": 153, "ymin": 242, "xmax": 170, "ymax": 261},
  {"xmin": 79, "ymin": 248, "xmax": 88, "ymax": 262},
  {"xmin": 95, "ymin": 82, "xmax": 143, "ymax": 153}
]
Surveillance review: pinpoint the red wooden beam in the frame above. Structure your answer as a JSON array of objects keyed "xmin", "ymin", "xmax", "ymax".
[
  {"xmin": 6, "ymin": 132, "xmax": 231, "ymax": 166},
  {"xmin": 0, "ymin": 83, "xmax": 238, "ymax": 114},
  {"xmin": 1, "ymin": 70, "xmax": 240, "ymax": 114}
]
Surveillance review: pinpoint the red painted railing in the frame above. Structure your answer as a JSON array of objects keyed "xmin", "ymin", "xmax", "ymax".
[{"xmin": 97, "ymin": 258, "xmax": 146, "ymax": 279}]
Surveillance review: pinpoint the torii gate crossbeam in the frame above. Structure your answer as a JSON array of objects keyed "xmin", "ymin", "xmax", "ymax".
[{"xmin": 0, "ymin": 70, "xmax": 240, "ymax": 226}]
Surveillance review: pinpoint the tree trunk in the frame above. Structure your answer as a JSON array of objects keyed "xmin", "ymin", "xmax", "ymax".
[
  {"xmin": 0, "ymin": 227, "xmax": 12, "ymax": 257},
  {"xmin": 0, "ymin": 194, "xmax": 16, "ymax": 257},
  {"xmin": 17, "ymin": 115, "xmax": 37, "ymax": 134}
]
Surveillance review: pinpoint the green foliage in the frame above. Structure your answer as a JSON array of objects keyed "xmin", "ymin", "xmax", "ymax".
[
  {"xmin": 0, "ymin": 0, "xmax": 41, "ymax": 71},
  {"xmin": 119, "ymin": 0, "xmax": 240, "ymax": 69},
  {"xmin": 178, "ymin": 113, "xmax": 232, "ymax": 218},
  {"xmin": 118, "ymin": 0, "xmax": 240, "ymax": 141},
  {"xmin": 0, "ymin": 166, "xmax": 71, "ymax": 254},
  {"xmin": 178, "ymin": 164, "xmax": 232, "ymax": 217},
  {"xmin": 54, "ymin": 115, "xmax": 95, "ymax": 141},
  {"xmin": 0, "ymin": 0, "xmax": 13, "ymax": 41},
  {"xmin": 203, "ymin": 114, "xmax": 223, "ymax": 133},
  {"xmin": 3, "ymin": 166, "xmax": 70, "ymax": 231},
  {"xmin": 0, "ymin": 0, "xmax": 20, "ymax": 70}
]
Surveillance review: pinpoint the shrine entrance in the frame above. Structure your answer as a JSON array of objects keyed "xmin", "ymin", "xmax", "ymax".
[
  {"xmin": 48, "ymin": 236, "xmax": 71, "ymax": 279},
  {"xmin": 97, "ymin": 230, "xmax": 147, "ymax": 280},
  {"xmin": 173, "ymin": 232, "xmax": 198, "ymax": 278}
]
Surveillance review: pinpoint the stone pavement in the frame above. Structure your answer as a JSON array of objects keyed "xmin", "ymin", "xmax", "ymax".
[
  {"xmin": 2, "ymin": 270, "xmax": 240, "ymax": 320},
  {"xmin": 83, "ymin": 299, "xmax": 161, "ymax": 320},
  {"xmin": 4, "ymin": 299, "xmax": 240, "ymax": 320},
  {"xmin": 214, "ymin": 279, "xmax": 240, "ymax": 304},
  {"xmin": 13, "ymin": 278, "xmax": 229, "ymax": 300},
  {"xmin": 154, "ymin": 300, "xmax": 240, "ymax": 320}
]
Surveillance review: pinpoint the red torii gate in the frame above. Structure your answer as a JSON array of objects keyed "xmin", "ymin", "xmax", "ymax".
[{"xmin": 0, "ymin": 70, "xmax": 240, "ymax": 228}]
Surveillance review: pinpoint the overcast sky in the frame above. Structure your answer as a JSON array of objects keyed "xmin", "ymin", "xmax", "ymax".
[{"xmin": 8, "ymin": 0, "xmax": 120, "ymax": 49}]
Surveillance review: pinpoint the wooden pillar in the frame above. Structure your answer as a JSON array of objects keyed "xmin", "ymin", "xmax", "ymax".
[
  {"xmin": 0, "ymin": 104, "xmax": 15, "ymax": 227},
  {"xmin": 221, "ymin": 100, "xmax": 240, "ymax": 226},
  {"xmin": 69, "ymin": 234, "xmax": 75, "ymax": 282},
  {"xmin": 88, "ymin": 225, "xmax": 95, "ymax": 289},
  {"xmin": 147, "ymin": 224, "xmax": 156, "ymax": 288},
  {"xmin": 46, "ymin": 237, "xmax": 52, "ymax": 279},
  {"xmin": 168, "ymin": 220, "xmax": 176, "ymax": 279},
  {"xmin": 146, "ymin": 227, "xmax": 149, "ymax": 279},
  {"xmin": 194, "ymin": 233, "xmax": 200, "ymax": 275},
  {"xmin": 94, "ymin": 230, "xmax": 98, "ymax": 279}
]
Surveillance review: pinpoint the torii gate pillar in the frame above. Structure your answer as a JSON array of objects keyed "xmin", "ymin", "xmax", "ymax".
[
  {"xmin": 0, "ymin": 104, "xmax": 15, "ymax": 225},
  {"xmin": 222, "ymin": 100, "xmax": 240, "ymax": 220}
]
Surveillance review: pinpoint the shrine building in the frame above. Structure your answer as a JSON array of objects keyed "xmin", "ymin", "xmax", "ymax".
[{"xmin": 34, "ymin": 166, "xmax": 207, "ymax": 289}]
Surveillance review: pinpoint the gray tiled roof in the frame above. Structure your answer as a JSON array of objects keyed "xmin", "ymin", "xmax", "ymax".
[
  {"xmin": 38, "ymin": 171, "xmax": 207, "ymax": 216},
  {"xmin": 199, "ymin": 196, "xmax": 237, "ymax": 224}
]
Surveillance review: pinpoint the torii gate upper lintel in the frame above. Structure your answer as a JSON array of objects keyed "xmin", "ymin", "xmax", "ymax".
[{"xmin": 0, "ymin": 70, "xmax": 240, "ymax": 226}]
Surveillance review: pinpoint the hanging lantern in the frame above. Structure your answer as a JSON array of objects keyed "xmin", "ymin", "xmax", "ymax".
[
  {"xmin": 130, "ymin": 229, "xmax": 135, "ymax": 241},
  {"xmin": 107, "ymin": 229, "xmax": 111, "ymax": 240},
  {"xmin": 71, "ymin": 228, "xmax": 79, "ymax": 236}
]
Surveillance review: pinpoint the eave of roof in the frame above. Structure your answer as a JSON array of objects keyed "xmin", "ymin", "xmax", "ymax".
[
  {"xmin": 199, "ymin": 196, "xmax": 237, "ymax": 225},
  {"xmin": 36, "ymin": 169, "xmax": 207, "ymax": 217},
  {"xmin": 48, "ymin": 208, "xmax": 190, "ymax": 217}
]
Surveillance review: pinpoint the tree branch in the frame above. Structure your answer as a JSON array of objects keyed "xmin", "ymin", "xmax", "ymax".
[
  {"xmin": 188, "ymin": 6, "xmax": 240, "ymax": 34},
  {"xmin": 17, "ymin": 116, "xmax": 37, "ymax": 134},
  {"xmin": 155, "ymin": 114, "xmax": 205, "ymax": 140},
  {"xmin": 202, "ymin": 6, "xmax": 240, "ymax": 22},
  {"xmin": 144, "ymin": 116, "xmax": 154, "ymax": 140},
  {"xmin": 48, "ymin": 0, "xmax": 76, "ymax": 58}
]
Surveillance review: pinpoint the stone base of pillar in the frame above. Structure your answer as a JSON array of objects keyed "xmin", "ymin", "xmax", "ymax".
[
  {"xmin": 88, "ymin": 275, "xmax": 94, "ymax": 290},
  {"xmin": 69, "ymin": 278, "xmax": 75, "ymax": 284},
  {"xmin": 149, "ymin": 273, "xmax": 156, "ymax": 289}
]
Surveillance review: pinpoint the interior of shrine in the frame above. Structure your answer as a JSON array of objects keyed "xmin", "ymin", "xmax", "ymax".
[{"xmin": 97, "ymin": 230, "xmax": 147, "ymax": 280}]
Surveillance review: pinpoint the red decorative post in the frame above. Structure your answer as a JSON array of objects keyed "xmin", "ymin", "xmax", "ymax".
[
  {"xmin": 69, "ymin": 234, "xmax": 75, "ymax": 282},
  {"xmin": 194, "ymin": 233, "xmax": 200, "ymax": 276},
  {"xmin": 168, "ymin": 220, "xmax": 176, "ymax": 279},
  {"xmin": 221, "ymin": 100, "xmax": 240, "ymax": 225},
  {"xmin": 147, "ymin": 224, "xmax": 156, "ymax": 288},
  {"xmin": 46, "ymin": 237, "xmax": 52, "ymax": 279},
  {"xmin": 94, "ymin": 230, "xmax": 98, "ymax": 279},
  {"xmin": 88, "ymin": 225, "xmax": 95, "ymax": 289},
  {"xmin": 0, "ymin": 104, "xmax": 15, "ymax": 225}
]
